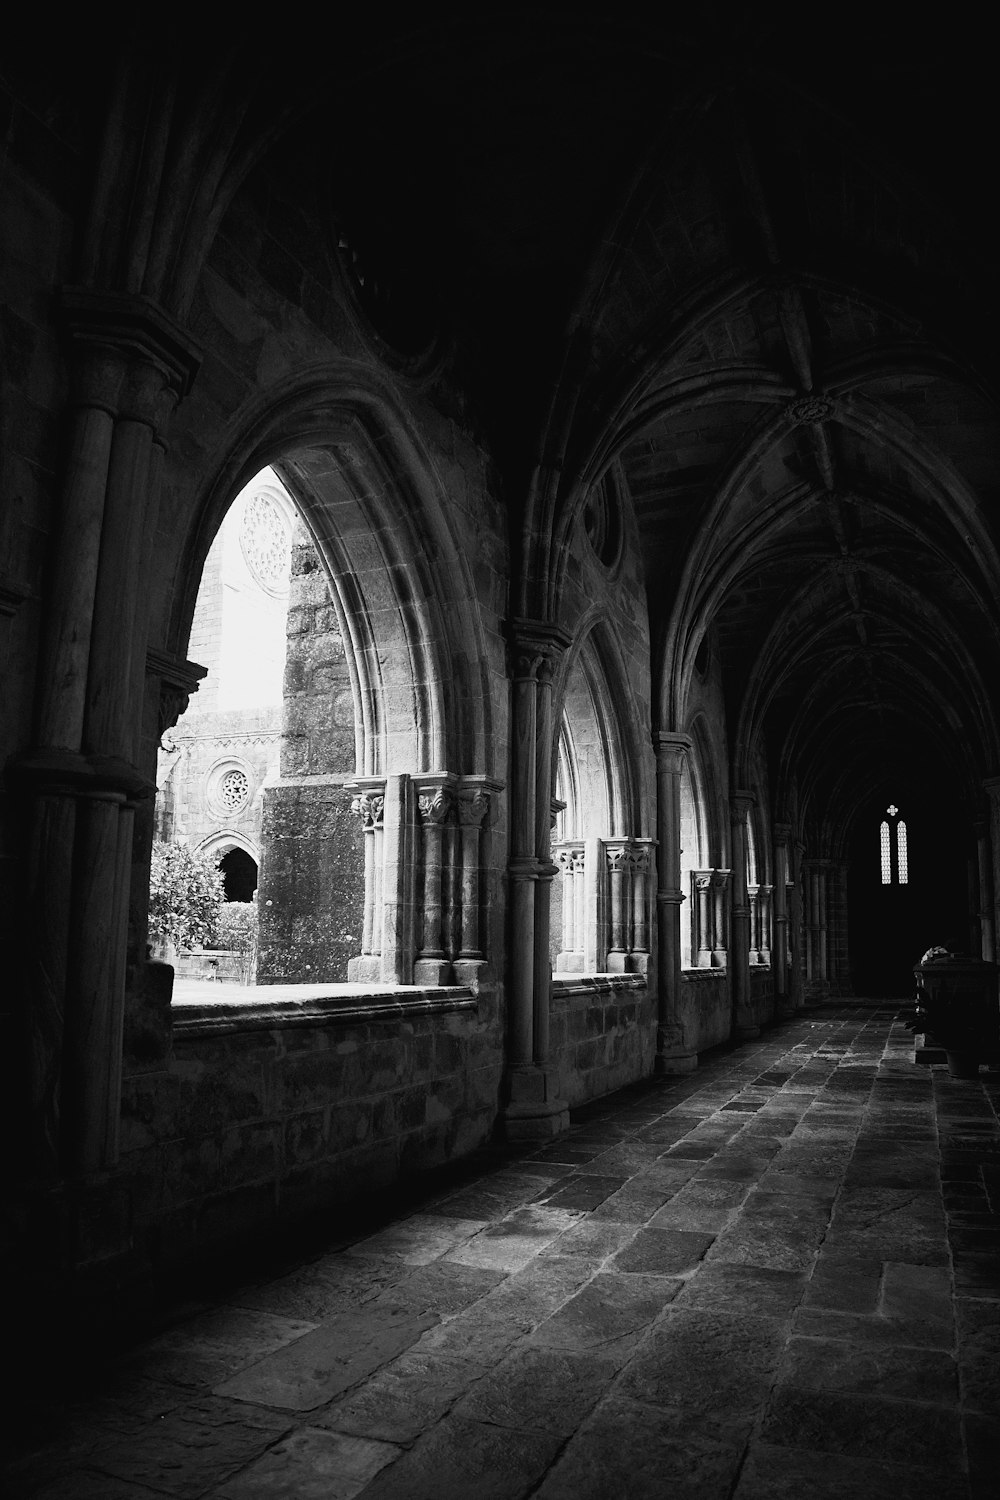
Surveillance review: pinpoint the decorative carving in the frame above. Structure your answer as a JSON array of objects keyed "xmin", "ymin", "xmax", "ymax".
[
  {"xmin": 417, "ymin": 788, "xmax": 453, "ymax": 825},
  {"xmin": 240, "ymin": 491, "xmax": 291, "ymax": 596},
  {"xmin": 789, "ymin": 396, "xmax": 833, "ymax": 425},
  {"xmin": 352, "ymin": 791, "xmax": 384, "ymax": 829},
  {"xmin": 457, "ymin": 790, "xmax": 490, "ymax": 827}
]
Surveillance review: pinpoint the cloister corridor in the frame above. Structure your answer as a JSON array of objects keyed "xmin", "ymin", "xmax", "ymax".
[{"xmin": 5, "ymin": 1002, "xmax": 998, "ymax": 1500}]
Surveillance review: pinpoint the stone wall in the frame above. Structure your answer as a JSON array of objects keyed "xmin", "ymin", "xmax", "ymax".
[
  {"xmin": 549, "ymin": 976, "xmax": 654, "ymax": 1105},
  {"xmin": 682, "ymin": 969, "xmax": 732, "ymax": 1054},
  {"xmin": 119, "ymin": 985, "xmax": 502, "ymax": 1277}
]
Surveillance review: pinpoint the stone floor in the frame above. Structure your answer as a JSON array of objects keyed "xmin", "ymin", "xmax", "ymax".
[{"xmin": 5, "ymin": 1001, "xmax": 999, "ymax": 1499}]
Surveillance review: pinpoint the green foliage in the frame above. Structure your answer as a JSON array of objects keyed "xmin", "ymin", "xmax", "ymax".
[
  {"xmin": 148, "ymin": 842, "xmax": 224, "ymax": 953},
  {"xmin": 212, "ymin": 900, "xmax": 259, "ymax": 983}
]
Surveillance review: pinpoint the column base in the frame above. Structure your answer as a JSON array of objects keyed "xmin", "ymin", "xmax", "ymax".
[
  {"xmin": 502, "ymin": 1066, "xmax": 570, "ymax": 1141},
  {"xmin": 347, "ymin": 955, "xmax": 381, "ymax": 983},
  {"xmin": 655, "ymin": 1048, "xmax": 698, "ymax": 1076},
  {"xmin": 413, "ymin": 957, "xmax": 453, "ymax": 985},
  {"xmin": 734, "ymin": 1023, "xmax": 761, "ymax": 1041}
]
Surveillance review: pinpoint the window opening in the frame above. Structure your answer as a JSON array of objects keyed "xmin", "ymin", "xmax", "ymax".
[{"xmin": 879, "ymin": 804, "xmax": 908, "ymax": 887}]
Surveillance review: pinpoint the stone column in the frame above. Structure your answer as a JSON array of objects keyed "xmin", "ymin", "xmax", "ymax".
[
  {"xmin": 803, "ymin": 858, "xmax": 830, "ymax": 1003},
  {"xmin": 348, "ymin": 780, "xmax": 386, "ymax": 983},
  {"xmin": 455, "ymin": 785, "xmax": 491, "ymax": 976},
  {"xmin": 730, "ymin": 790, "xmax": 758, "ymax": 1039},
  {"xmin": 789, "ymin": 840, "xmax": 805, "ymax": 1011},
  {"xmin": 554, "ymin": 843, "xmax": 585, "ymax": 971},
  {"xmin": 772, "ymin": 822, "xmax": 794, "ymax": 1015},
  {"xmin": 504, "ymin": 621, "xmax": 571, "ymax": 1138},
  {"xmin": 12, "ymin": 291, "xmax": 200, "ymax": 1180},
  {"xmin": 606, "ymin": 844, "xmax": 629, "ymax": 971},
  {"xmin": 711, "ymin": 869, "xmax": 731, "ymax": 966},
  {"xmin": 693, "ymin": 871, "xmax": 714, "ymax": 967},
  {"xmin": 748, "ymin": 885, "xmax": 761, "ymax": 961},
  {"xmin": 654, "ymin": 733, "xmax": 696, "ymax": 1074},
  {"xmin": 758, "ymin": 884, "xmax": 773, "ymax": 965},
  {"xmin": 415, "ymin": 782, "xmax": 454, "ymax": 985},
  {"xmin": 630, "ymin": 842, "xmax": 653, "ymax": 974},
  {"xmin": 984, "ymin": 779, "xmax": 1000, "ymax": 965},
  {"xmin": 974, "ymin": 817, "xmax": 994, "ymax": 962}
]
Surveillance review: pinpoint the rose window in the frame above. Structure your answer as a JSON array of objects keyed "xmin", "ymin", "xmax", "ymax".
[
  {"xmin": 220, "ymin": 768, "xmax": 250, "ymax": 811},
  {"xmin": 240, "ymin": 492, "xmax": 290, "ymax": 595}
]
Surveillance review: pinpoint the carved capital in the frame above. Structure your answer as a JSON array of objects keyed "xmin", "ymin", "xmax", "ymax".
[
  {"xmin": 60, "ymin": 287, "xmax": 203, "ymax": 414},
  {"xmin": 352, "ymin": 791, "xmax": 385, "ymax": 829},
  {"xmin": 654, "ymin": 732, "xmax": 692, "ymax": 777},
  {"xmin": 417, "ymin": 788, "xmax": 453, "ymax": 825},
  {"xmin": 146, "ymin": 648, "xmax": 207, "ymax": 736},
  {"xmin": 457, "ymin": 789, "xmax": 490, "ymax": 828},
  {"xmin": 507, "ymin": 617, "xmax": 572, "ymax": 683}
]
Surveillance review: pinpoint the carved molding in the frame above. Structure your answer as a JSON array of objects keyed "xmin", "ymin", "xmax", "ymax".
[{"xmin": 788, "ymin": 396, "xmax": 834, "ymax": 424}]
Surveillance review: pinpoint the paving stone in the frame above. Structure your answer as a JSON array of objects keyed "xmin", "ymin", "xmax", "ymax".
[
  {"xmin": 532, "ymin": 1396, "xmax": 744, "ymax": 1500},
  {"xmin": 792, "ymin": 1303, "xmax": 955, "ymax": 1351},
  {"xmin": 537, "ymin": 1216, "xmax": 637, "ymax": 1262},
  {"xmin": 803, "ymin": 1253, "xmax": 882, "ymax": 1313},
  {"xmin": 677, "ymin": 1262, "xmax": 808, "ymax": 1319},
  {"xmin": 952, "ymin": 1251, "xmax": 1000, "ymax": 1296},
  {"xmin": 213, "ymin": 1305, "xmax": 438, "ymax": 1410},
  {"xmin": 230, "ymin": 1256, "xmax": 400, "ymax": 1321},
  {"xmin": 318, "ymin": 1349, "xmax": 481, "ymax": 1443},
  {"xmin": 880, "ymin": 1261, "xmax": 952, "ymax": 1322},
  {"xmin": 371, "ymin": 1261, "xmax": 504, "ymax": 1318},
  {"xmin": 612, "ymin": 1226, "xmax": 715, "ymax": 1274},
  {"xmin": 778, "ymin": 1334, "xmax": 959, "ymax": 1403},
  {"xmin": 82, "ymin": 1397, "xmax": 291, "ymax": 1495},
  {"xmin": 759, "ymin": 1385, "xmax": 965, "ymax": 1475},
  {"xmin": 345, "ymin": 1214, "xmax": 489, "ymax": 1264},
  {"xmin": 115, "ymin": 1307, "xmax": 319, "ymax": 1389},
  {"xmin": 617, "ymin": 1307, "xmax": 787, "ymax": 1437},
  {"xmin": 529, "ymin": 1270, "xmax": 680, "ymax": 1357},
  {"xmin": 348, "ymin": 1416, "xmax": 561, "ymax": 1500},
  {"xmin": 733, "ymin": 1440, "xmax": 971, "ymax": 1499},
  {"xmin": 211, "ymin": 1427, "xmax": 400, "ymax": 1498},
  {"xmin": 15, "ymin": 1473, "xmax": 168, "ymax": 1499},
  {"xmin": 455, "ymin": 1345, "xmax": 617, "ymax": 1435},
  {"xmin": 534, "ymin": 1174, "xmax": 626, "ymax": 1211},
  {"xmin": 442, "ymin": 1205, "xmax": 581, "ymax": 1272}
]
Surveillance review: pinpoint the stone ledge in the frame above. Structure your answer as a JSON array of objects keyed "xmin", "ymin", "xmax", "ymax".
[
  {"xmin": 551, "ymin": 973, "xmax": 647, "ymax": 1000},
  {"xmin": 172, "ymin": 984, "xmax": 477, "ymax": 1038},
  {"xmin": 681, "ymin": 968, "xmax": 728, "ymax": 982}
]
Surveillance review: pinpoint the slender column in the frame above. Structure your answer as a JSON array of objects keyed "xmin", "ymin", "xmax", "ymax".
[
  {"xmin": 730, "ymin": 790, "xmax": 757, "ymax": 1039},
  {"xmin": 984, "ymin": 778, "xmax": 1000, "ymax": 965},
  {"xmin": 352, "ymin": 788, "xmax": 385, "ymax": 958},
  {"xmin": 504, "ymin": 620, "xmax": 571, "ymax": 1138},
  {"xmin": 974, "ymin": 817, "xmax": 994, "ymax": 962},
  {"xmin": 789, "ymin": 840, "xmax": 805, "ymax": 1011},
  {"xmin": 631, "ymin": 844, "xmax": 650, "ymax": 960},
  {"xmin": 759, "ymin": 884, "xmax": 773, "ymax": 965},
  {"xmin": 711, "ymin": 869, "xmax": 731, "ymax": 966},
  {"xmin": 748, "ymin": 885, "xmax": 761, "ymax": 960},
  {"xmin": 654, "ymin": 733, "xmax": 696, "ymax": 1074},
  {"xmin": 606, "ymin": 844, "xmax": 629, "ymax": 971},
  {"xmin": 414, "ymin": 781, "xmax": 454, "ymax": 986},
  {"xmin": 773, "ymin": 822, "xmax": 793, "ymax": 1014},
  {"xmin": 693, "ymin": 871, "xmax": 713, "ymax": 967},
  {"xmin": 456, "ymin": 788, "xmax": 490, "ymax": 960},
  {"xmin": 532, "ymin": 653, "xmax": 559, "ymax": 1065}
]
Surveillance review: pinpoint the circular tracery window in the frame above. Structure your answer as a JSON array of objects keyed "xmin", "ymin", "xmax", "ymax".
[
  {"xmin": 240, "ymin": 491, "xmax": 290, "ymax": 595},
  {"xmin": 219, "ymin": 768, "xmax": 250, "ymax": 811}
]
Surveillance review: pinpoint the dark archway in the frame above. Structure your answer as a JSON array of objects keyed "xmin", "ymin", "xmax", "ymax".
[{"xmin": 220, "ymin": 847, "xmax": 258, "ymax": 903}]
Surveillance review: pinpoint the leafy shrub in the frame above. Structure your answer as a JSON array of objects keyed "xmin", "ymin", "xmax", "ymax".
[
  {"xmin": 212, "ymin": 900, "xmax": 259, "ymax": 983},
  {"xmin": 148, "ymin": 842, "xmax": 224, "ymax": 953}
]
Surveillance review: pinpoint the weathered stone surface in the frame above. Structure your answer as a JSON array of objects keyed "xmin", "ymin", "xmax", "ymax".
[
  {"xmin": 444, "ymin": 1205, "xmax": 581, "ymax": 1272},
  {"xmin": 345, "ymin": 1417, "xmax": 561, "ymax": 1500},
  {"xmin": 618, "ymin": 1307, "xmax": 786, "ymax": 1436},
  {"xmin": 532, "ymin": 1397, "xmax": 744, "ymax": 1500},
  {"xmin": 212, "ymin": 1306, "xmax": 438, "ymax": 1409},
  {"xmin": 212, "ymin": 1427, "xmax": 401, "ymax": 1499},
  {"xmin": 83, "ymin": 1398, "xmax": 291, "ymax": 1495},
  {"xmin": 346, "ymin": 1213, "xmax": 488, "ymax": 1265},
  {"xmin": 778, "ymin": 1335, "xmax": 959, "ymax": 1404},
  {"xmin": 759, "ymin": 1386, "xmax": 965, "ymax": 1474},
  {"xmin": 529, "ymin": 1271, "xmax": 680, "ymax": 1357},
  {"xmin": 116, "ymin": 1307, "xmax": 318, "ymax": 1389},
  {"xmin": 733, "ymin": 1441, "xmax": 971, "ymax": 1500},
  {"xmin": 677, "ymin": 1262, "xmax": 807, "ymax": 1319},
  {"xmin": 612, "ymin": 1226, "xmax": 715, "ymax": 1274},
  {"xmin": 455, "ymin": 1346, "xmax": 618, "ymax": 1435},
  {"xmin": 318, "ymin": 1349, "xmax": 481, "ymax": 1444}
]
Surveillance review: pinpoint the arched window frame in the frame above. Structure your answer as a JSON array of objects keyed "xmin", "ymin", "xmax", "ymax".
[{"xmin": 879, "ymin": 804, "xmax": 908, "ymax": 886}]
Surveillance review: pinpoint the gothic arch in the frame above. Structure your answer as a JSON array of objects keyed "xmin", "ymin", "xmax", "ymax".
[{"xmin": 163, "ymin": 366, "xmax": 498, "ymax": 779}]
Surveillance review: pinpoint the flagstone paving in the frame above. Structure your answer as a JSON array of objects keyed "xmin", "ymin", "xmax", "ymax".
[{"xmin": 4, "ymin": 1002, "xmax": 999, "ymax": 1498}]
